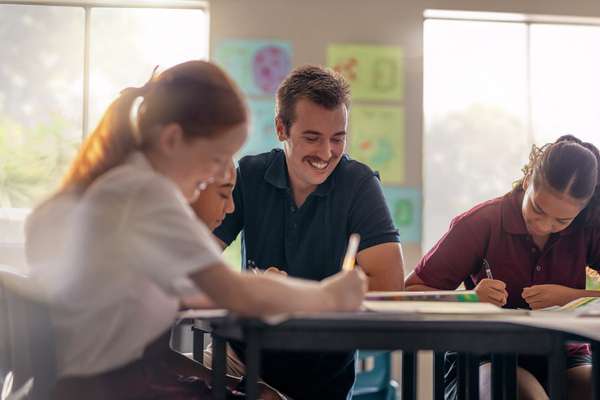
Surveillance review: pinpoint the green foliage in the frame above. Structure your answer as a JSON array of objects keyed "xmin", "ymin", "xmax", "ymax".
[{"xmin": 0, "ymin": 115, "xmax": 78, "ymax": 208}]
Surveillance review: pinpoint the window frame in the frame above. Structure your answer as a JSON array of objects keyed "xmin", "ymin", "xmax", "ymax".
[{"xmin": 0, "ymin": 0, "xmax": 209, "ymax": 246}]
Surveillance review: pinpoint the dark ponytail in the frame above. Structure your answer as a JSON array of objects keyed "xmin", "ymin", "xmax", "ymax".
[
  {"xmin": 579, "ymin": 140, "xmax": 600, "ymax": 224},
  {"xmin": 515, "ymin": 134, "xmax": 600, "ymax": 225}
]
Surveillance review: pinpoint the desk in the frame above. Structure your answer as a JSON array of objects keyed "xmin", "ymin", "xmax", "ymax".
[{"xmin": 189, "ymin": 312, "xmax": 597, "ymax": 400}]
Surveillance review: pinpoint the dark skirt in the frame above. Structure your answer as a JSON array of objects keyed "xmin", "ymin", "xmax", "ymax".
[{"xmin": 52, "ymin": 330, "xmax": 242, "ymax": 400}]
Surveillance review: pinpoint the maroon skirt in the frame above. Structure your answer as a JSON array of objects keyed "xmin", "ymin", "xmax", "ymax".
[{"xmin": 52, "ymin": 330, "xmax": 216, "ymax": 400}]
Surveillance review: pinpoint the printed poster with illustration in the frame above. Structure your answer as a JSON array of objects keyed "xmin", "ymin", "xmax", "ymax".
[
  {"xmin": 349, "ymin": 105, "xmax": 404, "ymax": 184},
  {"xmin": 327, "ymin": 44, "xmax": 403, "ymax": 101},
  {"xmin": 214, "ymin": 39, "xmax": 292, "ymax": 96},
  {"xmin": 240, "ymin": 99, "xmax": 281, "ymax": 157},
  {"xmin": 383, "ymin": 187, "xmax": 421, "ymax": 244}
]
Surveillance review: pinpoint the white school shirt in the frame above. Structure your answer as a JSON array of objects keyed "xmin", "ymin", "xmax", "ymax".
[{"xmin": 25, "ymin": 152, "xmax": 222, "ymax": 377}]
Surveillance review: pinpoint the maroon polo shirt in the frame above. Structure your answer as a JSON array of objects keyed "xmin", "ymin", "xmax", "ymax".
[
  {"xmin": 416, "ymin": 190, "xmax": 600, "ymax": 306},
  {"xmin": 416, "ymin": 190, "xmax": 600, "ymax": 355}
]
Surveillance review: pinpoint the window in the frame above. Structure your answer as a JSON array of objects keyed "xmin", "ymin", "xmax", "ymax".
[
  {"xmin": 423, "ymin": 12, "xmax": 600, "ymax": 251},
  {"xmin": 0, "ymin": 1, "xmax": 208, "ymax": 260}
]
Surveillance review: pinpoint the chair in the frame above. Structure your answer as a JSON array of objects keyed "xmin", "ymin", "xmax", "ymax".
[
  {"xmin": 0, "ymin": 270, "xmax": 57, "ymax": 400},
  {"xmin": 352, "ymin": 351, "xmax": 398, "ymax": 400}
]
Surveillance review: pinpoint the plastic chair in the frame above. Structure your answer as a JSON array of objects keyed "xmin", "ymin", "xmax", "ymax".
[
  {"xmin": 352, "ymin": 351, "xmax": 398, "ymax": 400},
  {"xmin": 0, "ymin": 270, "xmax": 57, "ymax": 400}
]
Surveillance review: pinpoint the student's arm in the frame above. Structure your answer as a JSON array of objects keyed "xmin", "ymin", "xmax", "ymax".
[
  {"xmin": 404, "ymin": 270, "xmax": 439, "ymax": 291},
  {"xmin": 349, "ymin": 174, "xmax": 405, "ymax": 291},
  {"xmin": 406, "ymin": 214, "xmax": 508, "ymax": 307},
  {"xmin": 188, "ymin": 262, "xmax": 367, "ymax": 317},
  {"xmin": 522, "ymin": 285, "xmax": 600, "ymax": 309}
]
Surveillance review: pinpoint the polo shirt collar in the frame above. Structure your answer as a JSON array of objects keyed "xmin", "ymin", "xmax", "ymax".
[
  {"xmin": 263, "ymin": 149, "xmax": 337, "ymax": 197},
  {"xmin": 501, "ymin": 190, "xmax": 528, "ymax": 235},
  {"xmin": 501, "ymin": 189, "xmax": 580, "ymax": 236}
]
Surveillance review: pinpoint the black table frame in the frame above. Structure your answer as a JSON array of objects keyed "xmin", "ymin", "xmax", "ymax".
[{"xmin": 190, "ymin": 315, "xmax": 600, "ymax": 400}]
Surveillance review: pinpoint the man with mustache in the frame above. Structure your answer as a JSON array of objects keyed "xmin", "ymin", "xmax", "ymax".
[{"xmin": 213, "ymin": 65, "xmax": 405, "ymax": 399}]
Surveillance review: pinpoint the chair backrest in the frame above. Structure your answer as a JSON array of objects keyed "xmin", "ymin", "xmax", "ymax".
[
  {"xmin": 353, "ymin": 350, "xmax": 393, "ymax": 396},
  {"xmin": 0, "ymin": 271, "xmax": 57, "ymax": 400}
]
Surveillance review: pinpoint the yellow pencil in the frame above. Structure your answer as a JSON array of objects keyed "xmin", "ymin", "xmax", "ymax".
[{"xmin": 342, "ymin": 233, "xmax": 361, "ymax": 271}]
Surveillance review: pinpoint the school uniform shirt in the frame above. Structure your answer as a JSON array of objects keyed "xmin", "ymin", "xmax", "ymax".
[
  {"xmin": 415, "ymin": 189, "xmax": 600, "ymax": 356},
  {"xmin": 214, "ymin": 148, "xmax": 401, "ymax": 399},
  {"xmin": 25, "ymin": 152, "xmax": 222, "ymax": 378}
]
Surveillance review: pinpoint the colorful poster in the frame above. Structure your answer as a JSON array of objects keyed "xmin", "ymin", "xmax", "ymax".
[
  {"xmin": 349, "ymin": 105, "xmax": 404, "ymax": 184},
  {"xmin": 383, "ymin": 187, "xmax": 422, "ymax": 243},
  {"xmin": 239, "ymin": 99, "xmax": 280, "ymax": 157},
  {"xmin": 327, "ymin": 44, "xmax": 403, "ymax": 101},
  {"xmin": 214, "ymin": 39, "xmax": 292, "ymax": 96}
]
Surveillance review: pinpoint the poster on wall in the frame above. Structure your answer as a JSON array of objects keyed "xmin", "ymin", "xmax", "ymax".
[
  {"xmin": 214, "ymin": 39, "xmax": 292, "ymax": 96},
  {"xmin": 349, "ymin": 105, "xmax": 405, "ymax": 184},
  {"xmin": 383, "ymin": 187, "xmax": 422, "ymax": 244},
  {"xmin": 239, "ymin": 99, "xmax": 280, "ymax": 157},
  {"xmin": 327, "ymin": 43, "xmax": 403, "ymax": 101}
]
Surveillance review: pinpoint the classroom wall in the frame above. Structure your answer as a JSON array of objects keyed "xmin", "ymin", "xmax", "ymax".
[{"xmin": 209, "ymin": 0, "xmax": 600, "ymax": 274}]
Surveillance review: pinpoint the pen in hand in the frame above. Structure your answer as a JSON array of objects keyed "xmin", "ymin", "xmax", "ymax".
[{"xmin": 483, "ymin": 258, "xmax": 494, "ymax": 279}]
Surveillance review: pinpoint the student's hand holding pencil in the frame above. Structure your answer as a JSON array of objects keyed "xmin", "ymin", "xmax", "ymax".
[
  {"xmin": 474, "ymin": 279, "xmax": 508, "ymax": 307},
  {"xmin": 320, "ymin": 268, "xmax": 368, "ymax": 311},
  {"xmin": 318, "ymin": 233, "xmax": 367, "ymax": 311}
]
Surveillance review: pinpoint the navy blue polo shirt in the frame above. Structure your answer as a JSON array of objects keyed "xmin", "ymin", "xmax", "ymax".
[
  {"xmin": 214, "ymin": 149, "xmax": 400, "ymax": 399},
  {"xmin": 215, "ymin": 148, "xmax": 400, "ymax": 279}
]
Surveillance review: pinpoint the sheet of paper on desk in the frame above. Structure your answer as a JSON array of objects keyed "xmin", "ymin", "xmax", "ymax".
[
  {"xmin": 530, "ymin": 297, "xmax": 600, "ymax": 317},
  {"xmin": 362, "ymin": 300, "xmax": 519, "ymax": 314},
  {"xmin": 366, "ymin": 290, "xmax": 479, "ymax": 302}
]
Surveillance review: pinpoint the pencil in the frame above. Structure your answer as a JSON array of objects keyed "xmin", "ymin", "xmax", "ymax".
[{"xmin": 342, "ymin": 233, "xmax": 361, "ymax": 271}]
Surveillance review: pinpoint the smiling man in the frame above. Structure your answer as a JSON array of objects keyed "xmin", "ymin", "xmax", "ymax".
[{"xmin": 213, "ymin": 65, "xmax": 405, "ymax": 399}]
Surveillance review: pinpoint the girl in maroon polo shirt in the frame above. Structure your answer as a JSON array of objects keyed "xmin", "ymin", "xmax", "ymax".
[{"xmin": 406, "ymin": 135, "xmax": 600, "ymax": 400}]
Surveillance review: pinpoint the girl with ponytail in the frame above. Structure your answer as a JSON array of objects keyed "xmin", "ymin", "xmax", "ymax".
[
  {"xmin": 406, "ymin": 135, "xmax": 600, "ymax": 399},
  {"xmin": 25, "ymin": 61, "xmax": 366, "ymax": 399}
]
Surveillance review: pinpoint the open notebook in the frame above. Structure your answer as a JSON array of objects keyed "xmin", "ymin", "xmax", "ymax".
[
  {"xmin": 362, "ymin": 300, "xmax": 519, "ymax": 315},
  {"xmin": 363, "ymin": 291, "xmax": 527, "ymax": 315},
  {"xmin": 530, "ymin": 297, "xmax": 600, "ymax": 317}
]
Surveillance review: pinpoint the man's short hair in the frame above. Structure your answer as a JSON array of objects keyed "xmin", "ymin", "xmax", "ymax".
[{"xmin": 276, "ymin": 65, "xmax": 351, "ymax": 133}]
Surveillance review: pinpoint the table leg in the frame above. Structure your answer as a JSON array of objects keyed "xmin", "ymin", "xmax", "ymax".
[
  {"xmin": 593, "ymin": 341, "xmax": 600, "ymax": 400},
  {"xmin": 491, "ymin": 354, "xmax": 505, "ymax": 400},
  {"xmin": 504, "ymin": 353, "xmax": 517, "ymax": 400},
  {"xmin": 457, "ymin": 353, "xmax": 467, "ymax": 400},
  {"xmin": 402, "ymin": 351, "xmax": 417, "ymax": 400},
  {"xmin": 548, "ymin": 336, "xmax": 567, "ymax": 400},
  {"xmin": 433, "ymin": 352, "xmax": 445, "ymax": 400},
  {"xmin": 465, "ymin": 354, "xmax": 480, "ymax": 400},
  {"xmin": 211, "ymin": 335, "xmax": 227, "ymax": 400},
  {"xmin": 245, "ymin": 328, "xmax": 261, "ymax": 400},
  {"xmin": 192, "ymin": 327, "xmax": 205, "ymax": 363}
]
